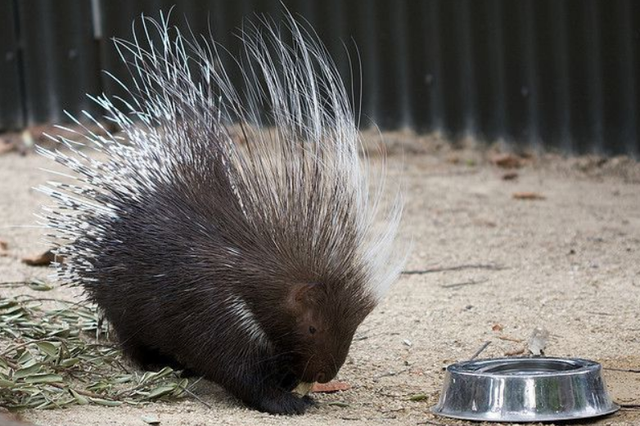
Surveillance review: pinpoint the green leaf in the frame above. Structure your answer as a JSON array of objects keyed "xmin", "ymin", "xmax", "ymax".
[
  {"xmin": 409, "ymin": 393, "xmax": 428, "ymax": 402},
  {"xmin": 146, "ymin": 384, "xmax": 177, "ymax": 400},
  {"xmin": 16, "ymin": 350, "xmax": 35, "ymax": 366},
  {"xmin": 88, "ymin": 397, "xmax": 122, "ymax": 407},
  {"xmin": 113, "ymin": 375, "xmax": 133, "ymax": 384},
  {"xmin": 3, "ymin": 328, "xmax": 20, "ymax": 339},
  {"xmin": 141, "ymin": 415, "xmax": 160, "ymax": 425},
  {"xmin": 51, "ymin": 328, "xmax": 71, "ymax": 338},
  {"xmin": 59, "ymin": 357, "xmax": 80, "ymax": 368},
  {"xmin": 34, "ymin": 399, "xmax": 57, "ymax": 409},
  {"xmin": 3, "ymin": 312, "xmax": 26, "ymax": 322},
  {"xmin": 0, "ymin": 300, "xmax": 17, "ymax": 310},
  {"xmin": 0, "ymin": 379, "xmax": 15, "ymax": 388},
  {"xmin": 171, "ymin": 379, "xmax": 189, "ymax": 396},
  {"xmin": 1, "ymin": 305, "xmax": 24, "ymax": 315},
  {"xmin": 14, "ymin": 363, "xmax": 42, "ymax": 379},
  {"xmin": 23, "ymin": 373, "xmax": 64, "ymax": 384},
  {"xmin": 36, "ymin": 341, "xmax": 60, "ymax": 358},
  {"xmin": 69, "ymin": 389, "xmax": 89, "ymax": 405},
  {"xmin": 28, "ymin": 280, "xmax": 53, "ymax": 291}
]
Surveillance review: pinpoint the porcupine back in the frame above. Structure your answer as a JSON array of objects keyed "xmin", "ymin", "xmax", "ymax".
[{"xmin": 38, "ymin": 12, "xmax": 404, "ymax": 414}]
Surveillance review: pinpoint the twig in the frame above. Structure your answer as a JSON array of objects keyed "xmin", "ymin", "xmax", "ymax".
[
  {"xmin": 417, "ymin": 420, "xmax": 446, "ymax": 425},
  {"xmin": 621, "ymin": 404, "xmax": 640, "ymax": 409},
  {"xmin": 605, "ymin": 367, "xmax": 640, "ymax": 373},
  {"xmin": 469, "ymin": 341, "xmax": 491, "ymax": 360},
  {"xmin": 441, "ymin": 278, "xmax": 488, "ymax": 289},
  {"xmin": 374, "ymin": 368, "xmax": 410, "ymax": 380},
  {"xmin": 173, "ymin": 377, "xmax": 211, "ymax": 409},
  {"xmin": 496, "ymin": 335, "xmax": 523, "ymax": 343},
  {"xmin": 403, "ymin": 264, "xmax": 507, "ymax": 275},
  {"xmin": 179, "ymin": 386, "xmax": 213, "ymax": 409},
  {"xmin": 0, "ymin": 281, "xmax": 30, "ymax": 287},
  {"xmin": 49, "ymin": 383, "xmax": 108, "ymax": 400}
]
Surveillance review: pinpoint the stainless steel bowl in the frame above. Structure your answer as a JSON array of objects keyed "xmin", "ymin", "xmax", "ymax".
[{"xmin": 432, "ymin": 357, "xmax": 619, "ymax": 422}]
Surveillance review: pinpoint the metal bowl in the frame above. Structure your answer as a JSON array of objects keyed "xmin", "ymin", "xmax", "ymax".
[{"xmin": 432, "ymin": 357, "xmax": 619, "ymax": 422}]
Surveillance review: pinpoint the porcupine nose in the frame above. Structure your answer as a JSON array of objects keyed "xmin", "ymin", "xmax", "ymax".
[{"xmin": 314, "ymin": 372, "xmax": 329, "ymax": 383}]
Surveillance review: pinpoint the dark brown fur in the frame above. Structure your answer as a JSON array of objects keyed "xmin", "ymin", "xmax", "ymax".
[{"xmin": 82, "ymin": 157, "xmax": 376, "ymax": 414}]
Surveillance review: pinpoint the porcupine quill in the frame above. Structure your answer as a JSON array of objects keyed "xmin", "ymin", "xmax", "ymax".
[{"xmin": 37, "ymin": 11, "xmax": 404, "ymax": 414}]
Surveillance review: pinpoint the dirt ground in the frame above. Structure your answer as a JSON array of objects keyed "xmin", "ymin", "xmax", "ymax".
[{"xmin": 1, "ymin": 133, "xmax": 639, "ymax": 426}]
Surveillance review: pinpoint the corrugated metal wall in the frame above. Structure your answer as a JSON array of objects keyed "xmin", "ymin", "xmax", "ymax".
[{"xmin": 1, "ymin": 0, "xmax": 639, "ymax": 156}]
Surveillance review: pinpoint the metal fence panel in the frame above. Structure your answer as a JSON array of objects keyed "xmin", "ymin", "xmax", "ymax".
[
  {"xmin": 17, "ymin": 0, "xmax": 101, "ymax": 125},
  {"xmin": 0, "ymin": 0, "xmax": 23, "ymax": 130},
  {"xmin": 2, "ymin": 0, "xmax": 639, "ymax": 156}
]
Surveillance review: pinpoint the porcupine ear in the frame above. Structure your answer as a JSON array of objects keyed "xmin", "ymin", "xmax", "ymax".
[{"xmin": 285, "ymin": 283, "xmax": 321, "ymax": 314}]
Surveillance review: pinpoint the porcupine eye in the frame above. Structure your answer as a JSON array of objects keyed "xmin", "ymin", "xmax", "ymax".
[{"xmin": 308, "ymin": 326, "xmax": 317, "ymax": 334}]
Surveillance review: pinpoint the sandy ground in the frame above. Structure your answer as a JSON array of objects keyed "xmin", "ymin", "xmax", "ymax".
[{"xmin": 1, "ymin": 136, "xmax": 639, "ymax": 426}]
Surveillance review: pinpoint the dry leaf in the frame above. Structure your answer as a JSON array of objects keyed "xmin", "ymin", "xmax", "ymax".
[
  {"xmin": 492, "ymin": 323, "xmax": 504, "ymax": 332},
  {"xmin": 513, "ymin": 192, "xmax": 545, "ymax": 200},
  {"xmin": 528, "ymin": 327, "xmax": 550, "ymax": 356},
  {"xmin": 311, "ymin": 381, "xmax": 351, "ymax": 393},
  {"xmin": 492, "ymin": 153, "xmax": 523, "ymax": 169},
  {"xmin": 292, "ymin": 382, "xmax": 314, "ymax": 396},
  {"xmin": 0, "ymin": 240, "xmax": 8, "ymax": 257},
  {"xmin": 502, "ymin": 172, "xmax": 519, "ymax": 180},
  {"xmin": 141, "ymin": 415, "xmax": 160, "ymax": 425},
  {"xmin": 21, "ymin": 250, "xmax": 61, "ymax": 266},
  {"xmin": 505, "ymin": 347, "xmax": 526, "ymax": 356}
]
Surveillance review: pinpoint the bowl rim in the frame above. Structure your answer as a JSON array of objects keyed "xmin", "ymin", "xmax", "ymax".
[{"xmin": 446, "ymin": 356, "xmax": 600, "ymax": 378}]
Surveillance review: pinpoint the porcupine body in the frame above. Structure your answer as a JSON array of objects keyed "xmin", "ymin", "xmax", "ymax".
[{"xmin": 39, "ymin": 12, "xmax": 403, "ymax": 414}]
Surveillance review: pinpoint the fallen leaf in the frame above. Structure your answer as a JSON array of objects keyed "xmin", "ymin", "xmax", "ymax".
[
  {"xmin": 87, "ymin": 397, "xmax": 122, "ymax": 407},
  {"xmin": 446, "ymin": 154, "xmax": 460, "ymax": 164},
  {"xmin": 292, "ymin": 381, "xmax": 314, "ymax": 396},
  {"xmin": 502, "ymin": 171, "xmax": 519, "ymax": 180},
  {"xmin": 23, "ymin": 374, "xmax": 64, "ymax": 384},
  {"xmin": 28, "ymin": 280, "xmax": 53, "ymax": 291},
  {"xmin": 496, "ymin": 335, "xmax": 523, "ymax": 343},
  {"xmin": 311, "ymin": 381, "xmax": 351, "ymax": 393},
  {"xmin": 528, "ymin": 327, "xmax": 550, "ymax": 356},
  {"xmin": 505, "ymin": 347, "xmax": 526, "ymax": 356},
  {"xmin": 409, "ymin": 393, "xmax": 428, "ymax": 402},
  {"xmin": 326, "ymin": 401, "xmax": 350, "ymax": 408},
  {"xmin": 0, "ymin": 240, "xmax": 8, "ymax": 257},
  {"xmin": 22, "ymin": 250, "xmax": 61, "ymax": 266},
  {"xmin": 492, "ymin": 153, "xmax": 523, "ymax": 169},
  {"xmin": 141, "ymin": 415, "xmax": 160, "ymax": 425},
  {"xmin": 473, "ymin": 219, "xmax": 497, "ymax": 227},
  {"xmin": 410, "ymin": 368, "xmax": 424, "ymax": 376},
  {"xmin": 513, "ymin": 192, "xmax": 545, "ymax": 200},
  {"xmin": 492, "ymin": 323, "xmax": 504, "ymax": 332},
  {"xmin": 69, "ymin": 389, "xmax": 89, "ymax": 406}
]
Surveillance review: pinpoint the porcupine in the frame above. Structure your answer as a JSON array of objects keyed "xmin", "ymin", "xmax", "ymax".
[{"xmin": 38, "ymin": 12, "xmax": 404, "ymax": 414}]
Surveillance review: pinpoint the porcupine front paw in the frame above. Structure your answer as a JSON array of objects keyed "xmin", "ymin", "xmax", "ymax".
[{"xmin": 251, "ymin": 389, "xmax": 315, "ymax": 415}]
